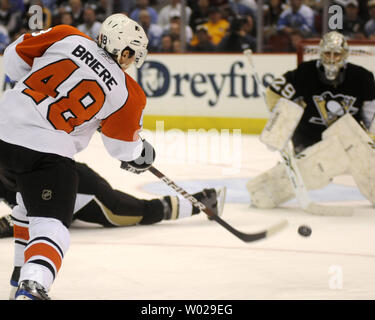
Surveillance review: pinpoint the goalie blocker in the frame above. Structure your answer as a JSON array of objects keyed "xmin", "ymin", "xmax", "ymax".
[
  {"xmin": 260, "ymin": 97, "xmax": 304, "ymax": 151},
  {"xmin": 247, "ymin": 113, "xmax": 375, "ymax": 208}
]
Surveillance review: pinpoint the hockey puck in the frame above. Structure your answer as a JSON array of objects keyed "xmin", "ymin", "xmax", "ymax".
[{"xmin": 298, "ymin": 225, "xmax": 312, "ymax": 237}]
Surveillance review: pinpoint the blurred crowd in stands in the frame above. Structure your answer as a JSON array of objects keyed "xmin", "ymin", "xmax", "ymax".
[{"xmin": 0, "ymin": 0, "xmax": 374, "ymax": 55}]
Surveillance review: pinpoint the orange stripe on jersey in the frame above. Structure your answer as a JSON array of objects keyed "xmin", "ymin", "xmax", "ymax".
[
  {"xmin": 101, "ymin": 73, "xmax": 146, "ymax": 142},
  {"xmin": 25, "ymin": 243, "xmax": 62, "ymax": 272},
  {"xmin": 16, "ymin": 25, "xmax": 91, "ymax": 67},
  {"xmin": 13, "ymin": 225, "xmax": 29, "ymax": 241}
]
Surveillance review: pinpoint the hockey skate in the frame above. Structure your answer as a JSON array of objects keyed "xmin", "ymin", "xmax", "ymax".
[
  {"xmin": 0, "ymin": 215, "xmax": 13, "ymax": 238},
  {"xmin": 190, "ymin": 187, "xmax": 227, "ymax": 220},
  {"xmin": 203, "ymin": 187, "xmax": 227, "ymax": 220},
  {"xmin": 15, "ymin": 280, "xmax": 50, "ymax": 300}
]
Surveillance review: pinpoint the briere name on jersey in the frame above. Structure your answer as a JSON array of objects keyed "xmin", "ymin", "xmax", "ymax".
[{"xmin": 72, "ymin": 44, "xmax": 118, "ymax": 91}]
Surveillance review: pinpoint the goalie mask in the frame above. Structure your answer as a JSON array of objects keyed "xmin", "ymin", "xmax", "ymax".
[
  {"xmin": 98, "ymin": 14, "xmax": 148, "ymax": 69},
  {"xmin": 318, "ymin": 31, "xmax": 348, "ymax": 83}
]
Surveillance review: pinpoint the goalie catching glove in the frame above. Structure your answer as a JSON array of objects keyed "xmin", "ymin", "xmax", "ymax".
[{"xmin": 121, "ymin": 139, "xmax": 155, "ymax": 174}]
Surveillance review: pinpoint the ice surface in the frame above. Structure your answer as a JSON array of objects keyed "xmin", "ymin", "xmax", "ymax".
[{"xmin": 0, "ymin": 132, "xmax": 374, "ymax": 300}]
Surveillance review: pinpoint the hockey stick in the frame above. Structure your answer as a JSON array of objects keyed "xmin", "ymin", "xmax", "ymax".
[
  {"xmin": 148, "ymin": 166, "xmax": 288, "ymax": 243},
  {"xmin": 243, "ymin": 49, "xmax": 353, "ymax": 216}
]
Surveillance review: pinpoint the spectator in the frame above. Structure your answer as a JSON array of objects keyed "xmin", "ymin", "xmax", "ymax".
[
  {"xmin": 95, "ymin": 0, "xmax": 110, "ymax": 22},
  {"xmin": 342, "ymin": 0, "xmax": 365, "ymax": 39},
  {"xmin": 243, "ymin": 12, "xmax": 256, "ymax": 37},
  {"xmin": 60, "ymin": 11, "xmax": 74, "ymax": 26},
  {"xmin": 188, "ymin": 0, "xmax": 229, "ymax": 9},
  {"xmin": 228, "ymin": 0, "xmax": 254, "ymax": 16},
  {"xmin": 158, "ymin": 33, "xmax": 174, "ymax": 52},
  {"xmin": 188, "ymin": 24, "xmax": 216, "ymax": 51},
  {"xmin": 364, "ymin": 0, "xmax": 375, "ymax": 39},
  {"xmin": 0, "ymin": 23, "xmax": 9, "ymax": 53},
  {"xmin": 277, "ymin": 0, "xmax": 315, "ymax": 37},
  {"xmin": 130, "ymin": 0, "xmax": 158, "ymax": 24},
  {"xmin": 138, "ymin": 9, "xmax": 163, "ymax": 52},
  {"xmin": 335, "ymin": 0, "xmax": 369, "ymax": 21},
  {"xmin": 173, "ymin": 39, "xmax": 182, "ymax": 52},
  {"xmin": 289, "ymin": 29, "xmax": 304, "ymax": 52},
  {"xmin": 358, "ymin": 0, "xmax": 370, "ymax": 21},
  {"xmin": 77, "ymin": 4, "xmax": 101, "ymax": 40},
  {"xmin": 209, "ymin": 0, "xmax": 229, "ymax": 7},
  {"xmin": 217, "ymin": 15, "xmax": 256, "ymax": 52},
  {"xmin": 264, "ymin": 0, "xmax": 286, "ymax": 28},
  {"xmin": 163, "ymin": 12, "xmax": 193, "ymax": 44},
  {"xmin": 10, "ymin": 0, "xmax": 24, "ymax": 13},
  {"xmin": 41, "ymin": 0, "xmax": 57, "ymax": 12},
  {"xmin": 189, "ymin": 0, "xmax": 210, "ymax": 32},
  {"xmin": 114, "ymin": 0, "xmax": 136, "ymax": 15},
  {"xmin": 0, "ymin": 0, "xmax": 22, "ymax": 37},
  {"xmin": 51, "ymin": 3, "xmax": 68, "ymax": 26},
  {"xmin": 68, "ymin": 0, "xmax": 84, "ymax": 26},
  {"xmin": 304, "ymin": 0, "xmax": 322, "ymax": 11},
  {"xmin": 158, "ymin": 0, "xmax": 192, "ymax": 29},
  {"xmin": 239, "ymin": 0, "xmax": 257, "ymax": 12},
  {"xmin": 202, "ymin": 6, "xmax": 230, "ymax": 46}
]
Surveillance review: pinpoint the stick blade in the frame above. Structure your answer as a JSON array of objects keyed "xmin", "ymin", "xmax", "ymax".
[{"xmin": 266, "ymin": 219, "xmax": 289, "ymax": 237}]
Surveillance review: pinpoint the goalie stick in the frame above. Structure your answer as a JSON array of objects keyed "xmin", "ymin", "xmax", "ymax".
[
  {"xmin": 148, "ymin": 166, "xmax": 288, "ymax": 243},
  {"xmin": 243, "ymin": 49, "xmax": 353, "ymax": 216}
]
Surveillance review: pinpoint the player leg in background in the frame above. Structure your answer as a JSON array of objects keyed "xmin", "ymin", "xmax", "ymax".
[
  {"xmin": 0, "ymin": 139, "xmax": 78, "ymax": 300},
  {"xmin": 1, "ymin": 163, "xmax": 226, "ymax": 235},
  {"xmin": 0, "ymin": 176, "xmax": 17, "ymax": 239},
  {"xmin": 72, "ymin": 163, "xmax": 226, "ymax": 227}
]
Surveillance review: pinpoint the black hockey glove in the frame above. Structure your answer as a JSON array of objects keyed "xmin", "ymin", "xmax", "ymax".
[{"xmin": 120, "ymin": 139, "xmax": 155, "ymax": 174}]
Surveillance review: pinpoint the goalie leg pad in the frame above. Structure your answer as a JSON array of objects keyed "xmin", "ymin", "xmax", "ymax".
[
  {"xmin": 323, "ymin": 114, "xmax": 375, "ymax": 204},
  {"xmin": 247, "ymin": 162, "xmax": 295, "ymax": 208},
  {"xmin": 247, "ymin": 135, "xmax": 350, "ymax": 208},
  {"xmin": 260, "ymin": 97, "xmax": 304, "ymax": 151},
  {"xmin": 297, "ymin": 135, "xmax": 350, "ymax": 189}
]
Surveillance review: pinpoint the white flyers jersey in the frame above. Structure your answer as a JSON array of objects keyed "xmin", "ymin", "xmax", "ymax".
[{"xmin": 0, "ymin": 25, "xmax": 145, "ymax": 161}]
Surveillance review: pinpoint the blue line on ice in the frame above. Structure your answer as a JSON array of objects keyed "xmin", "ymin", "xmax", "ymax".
[{"xmin": 142, "ymin": 178, "xmax": 366, "ymax": 203}]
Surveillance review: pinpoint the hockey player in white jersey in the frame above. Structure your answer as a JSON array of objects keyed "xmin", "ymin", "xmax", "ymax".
[
  {"xmin": 0, "ymin": 14, "xmax": 153, "ymax": 299},
  {"xmin": 247, "ymin": 31, "xmax": 375, "ymax": 210}
]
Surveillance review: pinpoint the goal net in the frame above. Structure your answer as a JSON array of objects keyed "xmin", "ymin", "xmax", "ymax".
[{"xmin": 297, "ymin": 39, "xmax": 375, "ymax": 74}]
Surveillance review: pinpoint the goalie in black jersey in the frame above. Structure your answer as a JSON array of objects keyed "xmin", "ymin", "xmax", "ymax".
[
  {"xmin": 0, "ymin": 162, "xmax": 226, "ymax": 299},
  {"xmin": 247, "ymin": 31, "xmax": 375, "ymax": 209}
]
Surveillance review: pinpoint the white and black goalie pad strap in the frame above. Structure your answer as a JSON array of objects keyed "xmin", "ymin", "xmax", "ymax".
[{"xmin": 260, "ymin": 97, "xmax": 304, "ymax": 151}]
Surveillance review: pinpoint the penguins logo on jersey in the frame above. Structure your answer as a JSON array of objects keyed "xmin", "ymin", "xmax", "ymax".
[{"xmin": 310, "ymin": 91, "xmax": 358, "ymax": 126}]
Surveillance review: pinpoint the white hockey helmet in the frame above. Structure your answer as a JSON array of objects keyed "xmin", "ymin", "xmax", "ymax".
[
  {"xmin": 319, "ymin": 31, "xmax": 349, "ymax": 80},
  {"xmin": 98, "ymin": 14, "xmax": 149, "ymax": 69}
]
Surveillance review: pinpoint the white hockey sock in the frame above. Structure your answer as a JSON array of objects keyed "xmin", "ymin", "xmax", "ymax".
[
  {"xmin": 19, "ymin": 217, "xmax": 70, "ymax": 291},
  {"xmin": 176, "ymin": 196, "xmax": 194, "ymax": 219},
  {"xmin": 167, "ymin": 196, "xmax": 193, "ymax": 220},
  {"xmin": 12, "ymin": 204, "xmax": 29, "ymax": 269}
]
